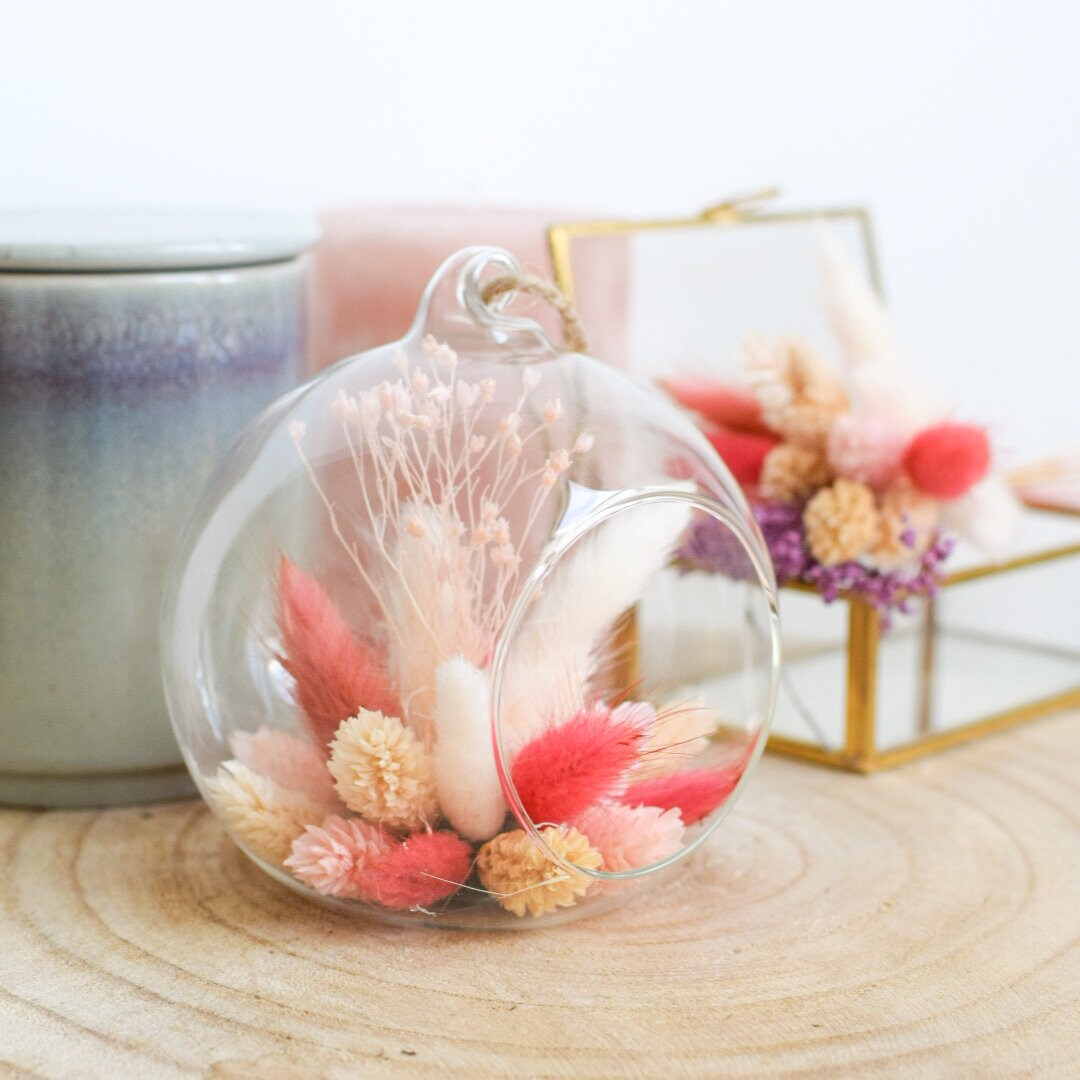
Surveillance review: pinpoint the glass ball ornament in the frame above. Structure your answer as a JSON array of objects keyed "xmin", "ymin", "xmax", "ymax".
[{"xmin": 162, "ymin": 247, "xmax": 781, "ymax": 929}]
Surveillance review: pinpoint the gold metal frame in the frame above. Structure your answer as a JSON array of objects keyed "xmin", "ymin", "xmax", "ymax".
[
  {"xmin": 549, "ymin": 188, "xmax": 884, "ymax": 306},
  {"xmin": 548, "ymin": 196, "xmax": 1080, "ymax": 771}
]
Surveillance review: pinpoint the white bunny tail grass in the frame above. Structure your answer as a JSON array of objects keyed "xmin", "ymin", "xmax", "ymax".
[
  {"xmin": 941, "ymin": 473, "xmax": 1022, "ymax": 562},
  {"xmin": 433, "ymin": 657, "xmax": 507, "ymax": 841},
  {"xmin": 818, "ymin": 227, "xmax": 945, "ymax": 433},
  {"xmin": 499, "ymin": 495, "xmax": 693, "ymax": 753}
]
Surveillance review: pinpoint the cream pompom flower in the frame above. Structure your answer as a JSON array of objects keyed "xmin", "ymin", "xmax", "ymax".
[
  {"xmin": 759, "ymin": 443, "xmax": 832, "ymax": 503},
  {"xmin": 573, "ymin": 803, "xmax": 685, "ymax": 873},
  {"xmin": 206, "ymin": 760, "xmax": 332, "ymax": 865},
  {"xmin": 328, "ymin": 709, "xmax": 438, "ymax": 830},
  {"xmin": 744, "ymin": 336, "xmax": 850, "ymax": 447},
  {"xmin": 477, "ymin": 826, "xmax": 601, "ymax": 917},
  {"xmin": 284, "ymin": 815, "xmax": 393, "ymax": 898},
  {"xmin": 803, "ymin": 478, "xmax": 879, "ymax": 566}
]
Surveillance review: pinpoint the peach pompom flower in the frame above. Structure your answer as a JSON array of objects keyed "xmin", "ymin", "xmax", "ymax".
[
  {"xmin": 285, "ymin": 815, "xmax": 393, "ymax": 898},
  {"xmin": 477, "ymin": 826, "xmax": 601, "ymax": 917},
  {"xmin": 328, "ymin": 709, "xmax": 438, "ymax": 831}
]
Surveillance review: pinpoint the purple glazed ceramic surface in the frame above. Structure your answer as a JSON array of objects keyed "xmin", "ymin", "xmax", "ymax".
[{"xmin": 0, "ymin": 213, "xmax": 315, "ymax": 806}]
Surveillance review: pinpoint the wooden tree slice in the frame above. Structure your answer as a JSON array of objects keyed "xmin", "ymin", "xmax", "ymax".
[{"xmin": 1, "ymin": 713, "xmax": 1078, "ymax": 1078}]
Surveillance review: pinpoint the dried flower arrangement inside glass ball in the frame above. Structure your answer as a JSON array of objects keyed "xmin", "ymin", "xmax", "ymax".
[{"xmin": 162, "ymin": 247, "xmax": 780, "ymax": 928}]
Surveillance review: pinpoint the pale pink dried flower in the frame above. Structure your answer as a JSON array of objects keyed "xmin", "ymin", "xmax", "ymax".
[
  {"xmin": 572, "ymin": 432, "xmax": 595, "ymax": 454},
  {"xmin": 499, "ymin": 413, "xmax": 522, "ymax": 438},
  {"xmin": 543, "ymin": 398, "xmax": 564, "ymax": 424},
  {"xmin": 456, "ymin": 381, "xmax": 479, "ymax": 409},
  {"xmin": 548, "ymin": 448, "xmax": 571, "ymax": 474},
  {"xmin": 230, "ymin": 726, "xmax": 338, "ymax": 804},
  {"xmin": 405, "ymin": 515, "xmax": 426, "ymax": 538},
  {"xmin": 507, "ymin": 433, "xmax": 523, "ymax": 456},
  {"xmin": 469, "ymin": 434, "xmax": 486, "ymax": 453},
  {"xmin": 826, "ymin": 412, "xmax": 907, "ymax": 491},
  {"xmin": 479, "ymin": 378, "xmax": 497, "ymax": 403},
  {"xmin": 573, "ymin": 802, "xmax": 685, "ymax": 873},
  {"xmin": 411, "ymin": 370, "xmax": 430, "ymax": 393},
  {"xmin": 491, "ymin": 543, "xmax": 520, "ymax": 568},
  {"xmin": 284, "ymin": 814, "xmax": 393, "ymax": 897}
]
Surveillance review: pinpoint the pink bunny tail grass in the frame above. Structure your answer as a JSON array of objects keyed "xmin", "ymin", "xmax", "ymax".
[
  {"xmin": 278, "ymin": 556, "xmax": 398, "ymax": 747},
  {"xmin": 705, "ymin": 425, "xmax": 780, "ymax": 485},
  {"xmin": 231, "ymin": 726, "xmax": 338, "ymax": 804},
  {"xmin": 362, "ymin": 831, "xmax": 475, "ymax": 910},
  {"xmin": 573, "ymin": 802, "xmax": 685, "ymax": 873},
  {"xmin": 619, "ymin": 763, "xmax": 745, "ymax": 826},
  {"xmin": 658, "ymin": 377, "xmax": 772, "ymax": 436},
  {"xmin": 284, "ymin": 815, "xmax": 393, "ymax": 898},
  {"xmin": 511, "ymin": 702, "xmax": 652, "ymax": 826}
]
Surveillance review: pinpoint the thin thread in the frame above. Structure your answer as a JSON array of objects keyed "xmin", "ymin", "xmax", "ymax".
[{"xmin": 479, "ymin": 272, "xmax": 589, "ymax": 354}]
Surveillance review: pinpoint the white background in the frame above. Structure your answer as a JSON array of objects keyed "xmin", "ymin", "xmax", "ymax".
[{"xmin": 2, "ymin": 1, "xmax": 1077, "ymax": 462}]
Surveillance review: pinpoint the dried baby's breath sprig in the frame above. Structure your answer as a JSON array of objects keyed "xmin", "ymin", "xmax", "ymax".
[
  {"xmin": 206, "ymin": 760, "xmax": 331, "ymax": 865},
  {"xmin": 803, "ymin": 478, "xmax": 879, "ymax": 566},
  {"xmin": 328, "ymin": 709, "xmax": 438, "ymax": 831},
  {"xmin": 291, "ymin": 339, "xmax": 594, "ymax": 744},
  {"xmin": 477, "ymin": 826, "xmax": 601, "ymax": 917}
]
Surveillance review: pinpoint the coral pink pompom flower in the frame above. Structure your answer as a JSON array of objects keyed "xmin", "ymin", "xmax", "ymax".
[
  {"xmin": 511, "ymin": 703, "xmax": 653, "ymax": 826},
  {"xmin": 619, "ymin": 764, "xmax": 745, "ymax": 826},
  {"xmin": 903, "ymin": 422, "xmax": 992, "ymax": 499},
  {"xmin": 278, "ymin": 557, "xmax": 399, "ymax": 747},
  {"xmin": 362, "ymin": 831, "xmax": 475, "ymax": 910}
]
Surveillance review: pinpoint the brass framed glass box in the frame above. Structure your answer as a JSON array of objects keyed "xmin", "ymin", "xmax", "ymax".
[{"xmin": 548, "ymin": 196, "xmax": 1080, "ymax": 770}]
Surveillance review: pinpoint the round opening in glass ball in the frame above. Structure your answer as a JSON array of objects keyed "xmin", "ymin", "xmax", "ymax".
[{"xmin": 161, "ymin": 246, "xmax": 780, "ymax": 929}]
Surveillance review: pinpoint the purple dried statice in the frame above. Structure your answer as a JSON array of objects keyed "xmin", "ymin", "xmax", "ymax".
[{"xmin": 679, "ymin": 499, "xmax": 956, "ymax": 628}]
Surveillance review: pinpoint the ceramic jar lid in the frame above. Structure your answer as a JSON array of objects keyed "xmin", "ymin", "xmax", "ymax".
[{"xmin": 0, "ymin": 209, "xmax": 320, "ymax": 272}]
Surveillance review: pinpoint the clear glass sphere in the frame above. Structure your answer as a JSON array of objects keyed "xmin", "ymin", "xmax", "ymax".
[{"xmin": 162, "ymin": 247, "xmax": 780, "ymax": 929}]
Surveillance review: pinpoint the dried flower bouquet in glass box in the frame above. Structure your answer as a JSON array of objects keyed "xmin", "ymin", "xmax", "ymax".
[
  {"xmin": 550, "ymin": 197, "xmax": 1079, "ymax": 770},
  {"xmin": 162, "ymin": 248, "xmax": 780, "ymax": 928}
]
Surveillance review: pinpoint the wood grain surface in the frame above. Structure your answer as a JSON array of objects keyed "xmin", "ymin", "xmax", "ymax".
[{"xmin": 2, "ymin": 713, "xmax": 1078, "ymax": 1079}]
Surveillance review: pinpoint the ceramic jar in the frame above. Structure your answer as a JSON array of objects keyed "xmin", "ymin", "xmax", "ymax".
[{"xmin": 0, "ymin": 209, "xmax": 317, "ymax": 806}]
